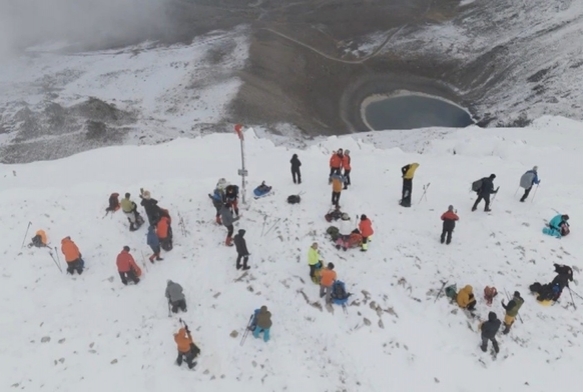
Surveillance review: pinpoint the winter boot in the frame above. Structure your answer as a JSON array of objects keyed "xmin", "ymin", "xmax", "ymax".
[
  {"xmin": 225, "ymin": 237, "xmax": 233, "ymax": 246},
  {"xmin": 149, "ymin": 254, "xmax": 155, "ymax": 263},
  {"xmin": 215, "ymin": 215, "xmax": 222, "ymax": 225},
  {"xmin": 484, "ymin": 208, "xmax": 492, "ymax": 212},
  {"xmin": 156, "ymin": 256, "xmax": 163, "ymax": 261},
  {"xmin": 480, "ymin": 344, "xmax": 487, "ymax": 352},
  {"xmin": 502, "ymin": 324, "xmax": 511, "ymax": 335},
  {"xmin": 492, "ymin": 340, "xmax": 500, "ymax": 353},
  {"xmin": 129, "ymin": 222, "xmax": 137, "ymax": 232},
  {"xmin": 242, "ymin": 260, "xmax": 250, "ymax": 270}
]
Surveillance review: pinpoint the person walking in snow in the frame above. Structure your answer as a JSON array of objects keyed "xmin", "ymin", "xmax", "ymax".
[
  {"xmin": 472, "ymin": 174, "xmax": 498, "ymax": 212},
  {"xmin": 358, "ymin": 214, "xmax": 374, "ymax": 251},
  {"xmin": 519, "ymin": 166, "xmax": 540, "ymax": 202},
  {"xmin": 147, "ymin": 225, "xmax": 163, "ymax": 263},
  {"xmin": 121, "ymin": 192, "xmax": 144, "ymax": 231},
  {"xmin": 329, "ymin": 149, "xmax": 344, "ymax": 180},
  {"xmin": 116, "ymin": 246, "xmax": 141, "ymax": 285},
  {"xmin": 501, "ymin": 291, "xmax": 523, "ymax": 334},
  {"xmin": 157, "ymin": 214, "xmax": 173, "ymax": 251},
  {"xmin": 220, "ymin": 202, "xmax": 239, "ymax": 246},
  {"xmin": 319, "ymin": 263, "xmax": 337, "ymax": 304},
  {"xmin": 174, "ymin": 325, "xmax": 199, "ymax": 369},
  {"xmin": 140, "ymin": 189, "xmax": 161, "ymax": 226},
  {"xmin": 166, "ymin": 280, "xmax": 187, "ymax": 313},
  {"xmin": 479, "ymin": 312, "xmax": 501, "ymax": 353},
  {"xmin": 308, "ymin": 242, "xmax": 323, "ymax": 284},
  {"xmin": 250, "ymin": 306, "xmax": 272, "ymax": 342},
  {"xmin": 400, "ymin": 163, "xmax": 419, "ymax": 208},
  {"xmin": 331, "ymin": 174, "xmax": 343, "ymax": 207},
  {"xmin": 209, "ymin": 187, "xmax": 225, "ymax": 225},
  {"xmin": 342, "ymin": 150, "xmax": 351, "ymax": 189},
  {"xmin": 61, "ymin": 236, "xmax": 85, "ymax": 275},
  {"xmin": 234, "ymin": 229, "xmax": 251, "ymax": 270},
  {"xmin": 290, "ymin": 154, "xmax": 302, "ymax": 184},
  {"xmin": 440, "ymin": 205, "xmax": 459, "ymax": 244},
  {"xmin": 225, "ymin": 184, "xmax": 240, "ymax": 217}
]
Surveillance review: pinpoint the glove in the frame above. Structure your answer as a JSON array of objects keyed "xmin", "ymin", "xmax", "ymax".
[{"xmin": 501, "ymin": 300, "xmax": 505, "ymax": 307}]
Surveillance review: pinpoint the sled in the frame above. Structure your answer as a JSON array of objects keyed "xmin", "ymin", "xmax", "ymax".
[{"xmin": 253, "ymin": 183, "xmax": 273, "ymax": 199}]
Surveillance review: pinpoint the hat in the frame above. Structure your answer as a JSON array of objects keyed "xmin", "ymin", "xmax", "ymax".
[
  {"xmin": 142, "ymin": 190, "xmax": 151, "ymax": 199},
  {"xmin": 345, "ymin": 149, "xmax": 350, "ymax": 154},
  {"xmin": 533, "ymin": 166, "xmax": 538, "ymax": 171},
  {"xmin": 360, "ymin": 214, "xmax": 367, "ymax": 220},
  {"xmin": 514, "ymin": 291, "xmax": 521, "ymax": 297},
  {"xmin": 448, "ymin": 205, "xmax": 454, "ymax": 211},
  {"xmin": 125, "ymin": 192, "xmax": 130, "ymax": 198},
  {"xmin": 238, "ymin": 229, "xmax": 246, "ymax": 235},
  {"xmin": 123, "ymin": 245, "xmax": 130, "ymax": 252},
  {"xmin": 327, "ymin": 262, "xmax": 335, "ymax": 270},
  {"xmin": 489, "ymin": 174, "xmax": 496, "ymax": 179}
]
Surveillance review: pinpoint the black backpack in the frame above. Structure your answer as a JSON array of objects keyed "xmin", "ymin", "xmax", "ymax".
[
  {"xmin": 471, "ymin": 178, "xmax": 483, "ymax": 193},
  {"xmin": 287, "ymin": 195, "xmax": 301, "ymax": 204}
]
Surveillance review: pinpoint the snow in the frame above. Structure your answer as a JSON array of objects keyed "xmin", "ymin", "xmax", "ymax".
[{"xmin": 2, "ymin": 117, "xmax": 583, "ymax": 391}]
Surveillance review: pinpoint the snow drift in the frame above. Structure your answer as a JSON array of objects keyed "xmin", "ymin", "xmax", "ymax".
[{"xmin": 1, "ymin": 117, "xmax": 583, "ymax": 391}]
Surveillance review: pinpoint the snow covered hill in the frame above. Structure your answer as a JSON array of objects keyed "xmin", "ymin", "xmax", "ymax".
[{"xmin": 2, "ymin": 116, "xmax": 583, "ymax": 392}]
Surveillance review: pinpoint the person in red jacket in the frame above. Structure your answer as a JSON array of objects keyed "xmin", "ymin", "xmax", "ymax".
[
  {"xmin": 358, "ymin": 214, "xmax": 374, "ymax": 251},
  {"xmin": 116, "ymin": 246, "xmax": 141, "ymax": 285},
  {"xmin": 440, "ymin": 205, "xmax": 459, "ymax": 245},
  {"xmin": 342, "ymin": 150, "xmax": 351, "ymax": 189},
  {"xmin": 329, "ymin": 149, "xmax": 344, "ymax": 180}
]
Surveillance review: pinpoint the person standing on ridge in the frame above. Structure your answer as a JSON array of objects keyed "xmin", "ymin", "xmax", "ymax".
[
  {"xmin": 319, "ymin": 263, "xmax": 337, "ymax": 304},
  {"xmin": 290, "ymin": 154, "xmax": 302, "ymax": 184},
  {"xmin": 331, "ymin": 174, "xmax": 343, "ymax": 207},
  {"xmin": 519, "ymin": 166, "xmax": 540, "ymax": 202},
  {"xmin": 234, "ymin": 229, "xmax": 251, "ymax": 270},
  {"xmin": 61, "ymin": 236, "xmax": 85, "ymax": 275},
  {"xmin": 479, "ymin": 312, "xmax": 501, "ymax": 353},
  {"xmin": 358, "ymin": 214, "xmax": 374, "ymax": 251},
  {"xmin": 342, "ymin": 150, "xmax": 351, "ymax": 189},
  {"xmin": 116, "ymin": 246, "xmax": 141, "ymax": 285},
  {"xmin": 501, "ymin": 291, "xmax": 523, "ymax": 334},
  {"xmin": 147, "ymin": 225, "xmax": 163, "ymax": 263},
  {"xmin": 308, "ymin": 242, "xmax": 323, "ymax": 284},
  {"xmin": 166, "ymin": 280, "xmax": 187, "ymax": 313},
  {"xmin": 329, "ymin": 149, "xmax": 344, "ymax": 180},
  {"xmin": 400, "ymin": 163, "xmax": 419, "ymax": 207},
  {"xmin": 440, "ymin": 205, "xmax": 459, "ymax": 244},
  {"xmin": 472, "ymin": 174, "xmax": 498, "ymax": 212},
  {"xmin": 140, "ymin": 189, "xmax": 161, "ymax": 226},
  {"xmin": 220, "ymin": 202, "xmax": 239, "ymax": 246}
]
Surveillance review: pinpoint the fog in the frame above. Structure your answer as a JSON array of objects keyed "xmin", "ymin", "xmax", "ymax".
[{"xmin": 0, "ymin": 0, "xmax": 175, "ymax": 56}]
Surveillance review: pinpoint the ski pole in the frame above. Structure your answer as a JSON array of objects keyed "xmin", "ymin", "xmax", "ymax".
[
  {"xmin": 568, "ymin": 287, "xmax": 577, "ymax": 310},
  {"xmin": 20, "ymin": 221, "xmax": 32, "ymax": 248},
  {"xmin": 569, "ymin": 287, "xmax": 583, "ymax": 301},
  {"xmin": 514, "ymin": 187, "xmax": 519, "ymax": 197},
  {"xmin": 263, "ymin": 218, "xmax": 281, "ymax": 237},
  {"xmin": 54, "ymin": 246, "xmax": 62, "ymax": 265},
  {"xmin": 531, "ymin": 184, "xmax": 540, "ymax": 203},
  {"xmin": 48, "ymin": 251, "xmax": 63, "ymax": 273},
  {"xmin": 504, "ymin": 289, "xmax": 523, "ymax": 323}
]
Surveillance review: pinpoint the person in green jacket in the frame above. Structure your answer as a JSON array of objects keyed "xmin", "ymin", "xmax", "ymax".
[
  {"xmin": 501, "ymin": 291, "xmax": 524, "ymax": 334},
  {"xmin": 308, "ymin": 242, "xmax": 323, "ymax": 284}
]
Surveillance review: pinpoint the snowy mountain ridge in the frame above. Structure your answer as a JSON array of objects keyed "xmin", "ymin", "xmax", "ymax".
[{"xmin": 2, "ymin": 117, "xmax": 583, "ymax": 391}]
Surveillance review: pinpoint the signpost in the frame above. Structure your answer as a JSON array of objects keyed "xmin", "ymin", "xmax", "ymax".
[{"xmin": 234, "ymin": 124, "xmax": 247, "ymax": 204}]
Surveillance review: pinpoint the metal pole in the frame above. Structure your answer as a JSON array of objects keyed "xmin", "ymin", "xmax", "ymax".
[{"xmin": 240, "ymin": 137, "xmax": 246, "ymax": 205}]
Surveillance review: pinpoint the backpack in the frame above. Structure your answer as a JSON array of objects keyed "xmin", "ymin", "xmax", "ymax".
[
  {"xmin": 445, "ymin": 284, "xmax": 457, "ymax": 301},
  {"xmin": 30, "ymin": 235, "xmax": 44, "ymax": 248},
  {"xmin": 471, "ymin": 179, "xmax": 483, "ymax": 193},
  {"xmin": 326, "ymin": 226, "xmax": 340, "ymax": 241},
  {"xmin": 287, "ymin": 195, "xmax": 301, "ymax": 204}
]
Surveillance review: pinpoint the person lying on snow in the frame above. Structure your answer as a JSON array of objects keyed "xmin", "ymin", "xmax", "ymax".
[
  {"xmin": 456, "ymin": 285, "xmax": 477, "ymax": 311},
  {"xmin": 325, "ymin": 205, "xmax": 349, "ymax": 222},
  {"xmin": 335, "ymin": 229, "xmax": 363, "ymax": 251},
  {"xmin": 529, "ymin": 281, "xmax": 562, "ymax": 302},
  {"xmin": 29, "ymin": 230, "xmax": 48, "ymax": 248},
  {"xmin": 544, "ymin": 214, "xmax": 570, "ymax": 238},
  {"xmin": 174, "ymin": 326, "xmax": 200, "ymax": 369},
  {"xmin": 105, "ymin": 193, "xmax": 120, "ymax": 213}
]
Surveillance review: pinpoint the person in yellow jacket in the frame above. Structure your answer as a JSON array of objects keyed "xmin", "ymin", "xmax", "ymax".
[
  {"xmin": 308, "ymin": 242, "xmax": 323, "ymax": 284},
  {"xmin": 400, "ymin": 163, "xmax": 419, "ymax": 208},
  {"xmin": 456, "ymin": 285, "xmax": 477, "ymax": 311}
]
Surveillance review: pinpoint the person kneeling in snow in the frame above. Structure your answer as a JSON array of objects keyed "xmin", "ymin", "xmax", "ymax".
[
  {"xmin": 456, "ymin": 285, "xmax": 477, "ymax": 311},
  {"xmin": 251, "ymin": 306, "xmax": 272, "ymax": 342},
  {"xmin": 166, "ymin": 280, "xmax": 187, "ymax": 313},
  {"xmin": 174, "ymin": 325, "xmax": 200, "ymax": 369},
  {"xmin": 334, "ymin": 229, "xmax": 363, "ymax": 251},
  {"xmin": 479, "ymin": 312, "xmax": 501, "ymax": 353},
  {"xmin": 29, "ymin": 230, "xmax": 48, "ymax": 248},
  {"xmin": 116, "ymin": 246, "xmax": 141, "ymax": 285},
  {"xmin": 61, "ymin": 236, "xmax": 84, "ymax": 275},
  {"xmin": 544, "ymin": 214, "xmax": 570, "ymax": 238}
]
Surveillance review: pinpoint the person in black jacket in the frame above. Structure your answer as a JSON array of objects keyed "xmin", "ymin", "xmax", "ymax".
[
  {"xmin": 290, "ymin": 154, "xmax": 302, "ymax": 184},
  {"xmin": 233, "ymin": 229, "xmax": 250, "ymax": 270},
  {"xmin": 479, "ymin": 311, "xmax": 501, "ymax": 353},
  {"xmin": 472, "ymin": 174, "xmax": 498, "ymax": 212},
  {"xmin": 140, "ymin": 189, "xmax": 162, "ymax": 225},
  {"xmin": 551, "ymin": 263, "xmax": 573, "ymax": 291}
]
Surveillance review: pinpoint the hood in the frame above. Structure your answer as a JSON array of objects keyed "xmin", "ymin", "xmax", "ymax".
[
  {"xmin": 167, "ymin": 280, "xmax": 173, "ymax": 285},
  {"xmin": 463, "ymin": 285, "xmax": 473, "ymax": 293},
  {"xmin": 488, "ymin": 312, "xmax": 497, "ymax": 321},
  {"xmin": 447, "ymin": 205, "xmax": 454, "ymax": 212},
  {"xmin": 61, "ymin": 237, "xmax": 71, "ymax": 245},
  {"xmin": 292, "ymin": 154, "xmax": 298, "ymax": 159},
  {"xmin": 238, "ymin": 229, "xmax": 246, "ymax": 236},
  {"xmin": 260, "ymin": 305, "xmax": 268, "ymax": 313}
]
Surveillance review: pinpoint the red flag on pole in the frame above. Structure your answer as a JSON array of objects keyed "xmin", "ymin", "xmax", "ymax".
[{"xmin": 234, "ymin": 124, "xmax": 244, "ymax": 140}]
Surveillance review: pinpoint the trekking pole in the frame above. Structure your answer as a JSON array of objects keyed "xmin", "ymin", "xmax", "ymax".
[
  {"xmin": 54, "ymin": 246, "xmax": 62, "ymax": 267},
  {"xmin": 418, "ymin": 183, "xmax": 430, "ymax": 204},
  {"xmin": 569, "ymin": 287, "xmax": 583, "ymax": 301},
  {"xmin": 490, "ymin": 187, "xmax": 501, "ymax": 206},
  {"xmin": 48, "ymin": 251, "xmax": 63, "ymax": 273},
  {"xmin": 531, "ymin": 184, "xmax": 540, "ymax": 203},
  {"xmin": 167, "ymin": 300, "xmax": 172, "ymax": 317},
  {"xmin": 262, "ymin": 218, "xmax": 281, "ymax": 237},
  {"xmin": 514, "ymin": 187, "xmax": 519, "ymax": 197},
  {"xmin": 20, "ymin": 221, "xmax": 32, "ymax": 248},
  {"xmin": 568, "ymin": 287, "xmax": 577, "ymax": 310},
  {"xmin": 504, "ymin": 289, "xmax": 523, "ymax": 323},
  {"xmin": 260, "ymin": 215, "xmax": 267, "ymax": 237},
  {"xmin": 140, "ymin": 251, "xmax": 149, "ymax": 272}
]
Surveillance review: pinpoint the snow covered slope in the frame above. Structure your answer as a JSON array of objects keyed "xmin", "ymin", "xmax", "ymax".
[{"xmin": 2, "ymin": 116, "xmax": 583, "ymax": 391}]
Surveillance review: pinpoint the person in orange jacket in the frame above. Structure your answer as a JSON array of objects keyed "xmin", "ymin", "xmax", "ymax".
[
  {"xmin": 342, "ymin": 150, "xmax": 351, "ymax": 189},
  {"xmin": 440, "ymin": 205, "xmax": 459, "ymax": 245},
  {"xmin": 61, "ymin": 236, "xmax": 84, "ymax": 275},
  {"xmin": 331, "ymin": 174, "xmax": 344, "ymax": 207},
  {"xmin": 156, "ymin": 214, "xmax": 173, "ymax": 251},
  {"xmin": 174, "ymin": 324, "xmax": 200, "ymax": 369},
  {"xmin": 358, "ymin": 214, "xmax": 374, "ymax": 251},
  {"xmin": 116, "ymin": 246, "xmax": 141, "ymax": 285},
  {"xmin": 319, "ymin": 262, "xmax": 337, "ymax": 304},
  {"xmin": 329, "ymin": 149, "xmax": 344, "ymax": 180}
]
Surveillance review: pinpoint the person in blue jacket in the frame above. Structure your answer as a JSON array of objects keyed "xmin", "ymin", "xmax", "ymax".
[
  {"xmin": 208, "ymin": 188, "xmax": 225, "ymax": 225},
  {"xmin": 544, "ymin": 214, "xmax": 570, "ymax": 238},
  {"xmin": 147, "ymin": 225, "xmax": 163, "ymax": 262},
  {"xmin": 519, "ymin": 166, "xmax": 540, "ymax": 202}
]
